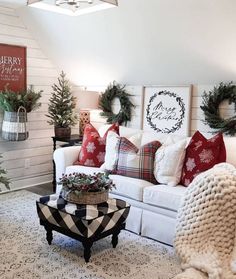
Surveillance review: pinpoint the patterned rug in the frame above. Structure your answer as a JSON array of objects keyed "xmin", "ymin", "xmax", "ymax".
[{"xmin": 0, "ymin": 190, "xmax": 181, "ymax": 279}]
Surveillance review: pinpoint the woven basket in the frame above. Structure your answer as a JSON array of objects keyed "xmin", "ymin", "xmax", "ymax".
[
  {"xmin": 61, "ymin": 189, "xmax": 108, "ymax": 205},
  {"xmin": 2, "ymin": 106, "xmax": 28, "ymax": 141}
]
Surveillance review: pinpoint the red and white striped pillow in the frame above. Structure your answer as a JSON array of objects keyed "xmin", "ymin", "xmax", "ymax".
[{"xmin": 114, "ymin": 137, "xmax": 161, "ymax": 184}]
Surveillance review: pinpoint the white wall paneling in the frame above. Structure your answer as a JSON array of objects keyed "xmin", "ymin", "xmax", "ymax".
[
  {"xmin": 87, "ymin": 84, "xmax": 235, "ymax": 138},
  {"xmin": 190, "ymin": 85, "xmax": 236, "ymax": 136},
  {"xmin": 0, "ymin": 5, "xmax": 16, "ymax": 16},
  {"xmin": 0, "ymin": 5, "xmax": 59, "ymax": 191},
  {"xmin": 83, "ymin": 85, "xmax": 143, "ymax": 130},
  {"xmin": 125, "ymin": 86, "xmax": 143, "ymax": 129}
]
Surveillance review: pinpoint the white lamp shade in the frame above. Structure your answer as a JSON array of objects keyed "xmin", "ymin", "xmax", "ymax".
[{"xmin": 74, "ymin": 90, "xmax": 100, "ymax": 110}]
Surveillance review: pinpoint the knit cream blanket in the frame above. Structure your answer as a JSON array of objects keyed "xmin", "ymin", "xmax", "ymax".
[{"xmin": 174, "ymin": 163, "xmax": 236, "ymax": 279}]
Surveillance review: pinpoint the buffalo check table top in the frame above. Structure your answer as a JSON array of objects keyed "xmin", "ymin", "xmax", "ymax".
[{"xmin": 36, "ymin": 194, "xmax": 130, "ymax": 238}]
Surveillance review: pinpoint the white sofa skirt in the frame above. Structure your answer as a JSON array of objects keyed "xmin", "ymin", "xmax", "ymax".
[
  {"xmin": 141, "ymin": 210, "xmax": 176, "ymax": 245},
  {"xmin": 110, "ymin": 193, "xmax": 177, "ymax": 245}
]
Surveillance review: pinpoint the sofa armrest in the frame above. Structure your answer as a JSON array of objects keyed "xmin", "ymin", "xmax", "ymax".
[{"xmin": 53, "ymin": 146, "xmax": 81, "ymax": 182}]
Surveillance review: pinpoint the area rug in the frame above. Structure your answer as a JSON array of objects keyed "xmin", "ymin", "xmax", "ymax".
[{"xmin": 0, "ymin": 190, "xmax": 181, "ymax": 279}]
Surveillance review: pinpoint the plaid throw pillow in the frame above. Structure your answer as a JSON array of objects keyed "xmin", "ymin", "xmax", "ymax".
[{"xmin": 115, "ymin": 137, "xmax": 161, "ymax": 184}]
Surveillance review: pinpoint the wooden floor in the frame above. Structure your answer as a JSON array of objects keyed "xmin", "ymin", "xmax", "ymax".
[{"xmin": 26, "ymin": 183, "xmax": 54, "ymax": 196}]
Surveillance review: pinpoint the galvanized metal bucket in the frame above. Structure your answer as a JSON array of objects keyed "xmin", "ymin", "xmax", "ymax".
[{"xmin": 2, "ymin": 106, "xmax": 29, "ymax": 141}]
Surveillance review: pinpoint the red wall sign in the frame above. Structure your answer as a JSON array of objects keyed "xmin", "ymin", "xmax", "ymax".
[{"xmin": 0, "ymin": 44, "xmax": 27, "ymax": 92}]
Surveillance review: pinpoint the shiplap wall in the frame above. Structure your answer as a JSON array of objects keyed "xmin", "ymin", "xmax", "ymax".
[
  {"xmin": 84, "ymin": 85, "xmax": 143, "ymax": 130},
  {"xmin": 0, "ymin": 5, "xmax": 59, "ymax": 191},
  {"xmin": 191, "ymin": 85, "xmax": 235, "ymax": 136},
  {"xmin": 87, "ymin": 85, "xmax": 235, "ymax": 137}
]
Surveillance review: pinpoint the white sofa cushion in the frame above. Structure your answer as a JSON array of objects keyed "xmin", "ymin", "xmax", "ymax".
[
  {"xmin": 110, "ymin": 174, "xmax": 154, "ymax": 201},
  {"xmin": 141, "ymin": 131, "xmax": 185, "ymax": 146},
  {"xmin": 143, "ymin": 185, "xmax": 186, "ymax": 211},
  {"xmin": 224, "ymin": 137, "xmax": 236, "ymax": 166},
  {"xmin": 65, "ymin": 166, "xmax": 152, "ymax": 202},
  {"xmin": 110, "ymin": 192, "xmax": 178, "ymax": 218},
  {"xmin": 65, "ymin": 165, "xmax": 101, "ymax": 175}
]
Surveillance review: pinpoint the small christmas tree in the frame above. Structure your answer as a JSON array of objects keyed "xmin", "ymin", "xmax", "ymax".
[
  {"xmin": 46, "ymin": 71, "xmax": 78, "ymax": 128},
  {"xmin": 0, "ymin": 154, "xmax": 10, "ymax": 192}
]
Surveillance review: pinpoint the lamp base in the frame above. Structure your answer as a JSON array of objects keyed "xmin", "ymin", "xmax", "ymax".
[{"xmin": 79, "ymin": 110, "xmax": 90, "ymax": 135}]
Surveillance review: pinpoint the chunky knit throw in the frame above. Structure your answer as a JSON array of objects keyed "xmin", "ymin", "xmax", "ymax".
[{"xmin": 174, "ymin": 163, "xmax": 236, "ymax": 279}]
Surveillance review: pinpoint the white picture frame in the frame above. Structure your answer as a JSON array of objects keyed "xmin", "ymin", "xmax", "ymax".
[{"xmin": 142, "ymin": 86, "xmax": 192, "ymax": 136}]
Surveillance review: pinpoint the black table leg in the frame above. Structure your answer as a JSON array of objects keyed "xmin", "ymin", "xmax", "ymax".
[
  {"xmin": 52, "ymin": 138, "xmax": 57, "ymax": 192},
  {"xmin": 82, "ymin": 240, "xmax": 93, "ymax": 263},
  {"xmin": 52, "ymin": 160, "xmax": 56, "ymax": 192},
  {"xmin": 111, "ymin": 227, "xmax": 121, "ymax": 248},
  {"xmin": 45, "ymin": 225, "xmax": 53, "ymax": 245}
]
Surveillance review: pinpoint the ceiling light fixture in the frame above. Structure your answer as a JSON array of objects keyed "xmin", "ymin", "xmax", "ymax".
[
  {"xmin": 27, "ymin": 0, "xmax": 118, "ymax": 16},
  {"xmin": 55, "ymin": 0, "xmax": 93, "ymax": 9}
]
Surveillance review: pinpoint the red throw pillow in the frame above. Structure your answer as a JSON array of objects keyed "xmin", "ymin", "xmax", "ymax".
[
  {"xmin": 114, "ymin": 137, "xmax": 161, "ymax": 184},
  {"xmin": 74, "ymin": 123, "xmax": 119, "ymax": 167},
  {"xmin": 181, "ymin": 131, "xmax": 226, "ymax": 186}
]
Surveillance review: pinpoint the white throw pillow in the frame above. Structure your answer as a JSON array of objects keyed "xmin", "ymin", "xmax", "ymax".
[
  {"xmin": 100, "ymin": 131, "xmax": 142, "ymax": 171},
  {"xmin": 154, "ymin": 139, "xmax": 186, "ymax": 186}
]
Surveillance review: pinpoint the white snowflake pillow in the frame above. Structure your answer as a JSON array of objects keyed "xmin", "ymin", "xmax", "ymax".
[{"xmin": 154, "ymin": 139, "xmax": 187, "ymax": 186}]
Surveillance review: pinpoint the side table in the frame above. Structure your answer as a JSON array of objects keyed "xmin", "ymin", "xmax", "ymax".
[{"xmin": 52, "ymin": 134, "xmax": 82, "ymax": 192}]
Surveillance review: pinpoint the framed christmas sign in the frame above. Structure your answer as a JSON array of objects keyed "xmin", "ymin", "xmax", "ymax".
[
  {"xmin": 0, "ymin": 43, "xmax": 27, "ymax": 92},
  {"xmin": 142, "ymin": 86, "xmax": 192, "ymax": 136}
]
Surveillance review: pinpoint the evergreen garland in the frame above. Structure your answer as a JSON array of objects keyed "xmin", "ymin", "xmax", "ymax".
[
  {"xmin": 99, "ymin": 82, "xmax": 135, "ymax": 125},
  {"xmin": 200, "ymin": 82, "xmax": 236, "ymax": 136},
  {"xmin": 0, "ymin": 154, "xmax": 10, "ymax": 192},
  {"xmin": 46, "ymin": 71, "xmax": 78, "ymax": 128}
]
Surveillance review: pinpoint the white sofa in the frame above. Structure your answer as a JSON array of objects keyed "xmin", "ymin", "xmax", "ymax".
[{"xmin": 54, "ymin": 125, "xmax": 236, "ymax": 245}]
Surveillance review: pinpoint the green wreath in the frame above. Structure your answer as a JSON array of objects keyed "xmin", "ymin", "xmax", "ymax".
[
  {"xmin": 200, "ymin": 82, "xmax": 236, "ymax": 136},
  {"xmin": 99, "ymin": 82, "xmax": 135, "ymax": 125}
]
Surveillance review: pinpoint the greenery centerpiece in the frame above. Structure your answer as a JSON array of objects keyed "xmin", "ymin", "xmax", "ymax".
[
  {"xmin": 0, "ymin": 154, "xmax": 10, "ymax": 192},
  {"xmin": 0, "ymin": 86, "xmax": 42, "ymax": 141},
  {"xmin": 59, "ymin": 172, "xmax": 115, "ymax": 204},
  {"xmin": 46, "ymin": 71, "xmax": 78, "ymax": 138}
]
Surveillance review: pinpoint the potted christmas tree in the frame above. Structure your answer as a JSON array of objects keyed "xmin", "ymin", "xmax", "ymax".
[{"xmin": 46, "ymin": 71, "xmax": 78, "ymax": 138}]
